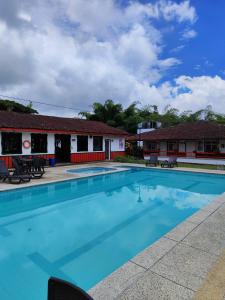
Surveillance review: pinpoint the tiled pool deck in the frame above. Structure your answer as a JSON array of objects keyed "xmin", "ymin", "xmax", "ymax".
[{"xmin": 1, "ymin": 162, "xmax": 225, "ymax": 299}]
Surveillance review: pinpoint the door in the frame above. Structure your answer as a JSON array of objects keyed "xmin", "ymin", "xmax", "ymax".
[
  {"xmin": 55, "ymin": 134, "xmax": 71, "ymax": 163},
  {"xmin": 105, "ymin": 139, "xmax": 111, "ymax": 160}
]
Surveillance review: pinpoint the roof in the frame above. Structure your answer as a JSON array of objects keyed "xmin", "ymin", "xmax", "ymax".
[
  {"xmin": 0, "ymin": 110, "xmax": 128, "ymax": 136},
  {"xmin": 127, "ymin": 121, "xmax": 225, "ymax": 141}
]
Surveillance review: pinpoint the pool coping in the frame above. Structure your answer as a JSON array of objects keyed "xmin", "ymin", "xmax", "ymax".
[
  {"xmin": 0, "ymin": 164, "xmax": 129, "ymax": 192},
  {"xmin": 1, "ymin": 162, "xmax": 225, "ymax": 299}
]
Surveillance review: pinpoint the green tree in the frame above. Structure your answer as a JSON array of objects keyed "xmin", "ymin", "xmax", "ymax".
[
  {"xmin": 80, "ymin": 100, "xmax": 225, "ymax": 133},
  {"xmin": 0, "ymin": 99, "xmax": 38, "ymax": 114},
  {"xmin": 79, "ymin": 99, "xmax": 122, "ymax": 126}
]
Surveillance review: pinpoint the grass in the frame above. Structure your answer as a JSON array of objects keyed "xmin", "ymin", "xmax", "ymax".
[{"xmin": 113, "ymin": 155, "xmax": 222, "ymax": 170}]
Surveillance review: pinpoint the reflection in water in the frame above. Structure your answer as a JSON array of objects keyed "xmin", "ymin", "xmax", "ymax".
[{"xmin": 137, "ymin": 185, "xmax": 143, "ymax": 203}]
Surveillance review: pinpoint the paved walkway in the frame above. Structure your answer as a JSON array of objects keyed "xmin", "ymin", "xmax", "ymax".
[{"xmin": 194, "ymin": 248, "xmax": 225, "ymax": 300}]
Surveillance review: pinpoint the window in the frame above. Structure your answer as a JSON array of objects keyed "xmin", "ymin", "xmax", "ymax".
[
  {"xmin": 77, "ymin": 135, "xmax": 88, "ymax": 152},
  {"xmin": 204, "ymin": 141, "xmax": 218, "ymax": 153},
  {"xmin": 1, "ymin": 132, "xmax": 22, "ymax": 154},
  {"xmin": 31, "ymin": 133, "xmax": 47, "ymax": 153},
  {"xmin": 93, "ymin": 136, "xmax": 103, "ymax": 151},
  {"xmin": 167, "ymin": 142, "xmax": 178, "ymax": 152},
  {"xmin": 145, "ymin": 142, "xmax": 157, "ymax": 151}
]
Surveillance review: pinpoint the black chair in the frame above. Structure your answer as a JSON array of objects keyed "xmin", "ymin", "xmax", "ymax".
[
  {"xmin": 0, "ymin": 160, "xmax": 31, "ymax": 184},
  {"xmin": 161, "ymin": 157, "xmax": 178, "ymax": 168},
  {"xmin": 31, "ymin": 157, "xmax": 45, "ymax": 178},
  {"xmin": 13, "ymin": 158, "xmax": 44, "ymax": 179},
  {"xmin": 146, "ymin": 156, "xmax": 159, "ymax": 167},
  {"xmin": 48, "ymin": 277, "xmax": 94, "ymax": 300},
  {"xmin": 12, "ymin": 158, "xmax": 28, "ymax": 174}
]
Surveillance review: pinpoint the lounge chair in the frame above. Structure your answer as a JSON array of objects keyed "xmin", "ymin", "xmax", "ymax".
[
  {"xmin": 48, "ymin": 277, "xmax": 93, "ymax": 300},
  {"xmin": 13, "ymin": 158, "xmax": 44, "ymax": 179},
  {"xmin": 0, "ymin": 160, "xmax": 31, "ymax": 184},
  {"xmin": 161, "ymin": 156, "xmax": 178, "ymax": 168},
  {"xmin": 145, "ymin": 156, "xmax": 159, "ymax": 167}
]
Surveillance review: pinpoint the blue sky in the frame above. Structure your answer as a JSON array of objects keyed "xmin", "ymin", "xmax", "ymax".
[
  {"xmin": 0, "ymin": 0, "xmax": 225, "ymax": 115},
  {"xmin": 161, "ymin": 0, "xmax": 225, "ymax": 80}
]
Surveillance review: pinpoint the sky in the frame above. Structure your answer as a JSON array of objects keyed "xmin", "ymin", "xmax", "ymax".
[{"xmin": 0, "ymin": 0, "xmax": 225, "ymax": 116}]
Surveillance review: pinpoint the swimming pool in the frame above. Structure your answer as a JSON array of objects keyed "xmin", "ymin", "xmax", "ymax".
[
  {"xmin": 67, "ymin": 167, "xmax": 117, "ymax": 174},
  {"xmin": 0, "ymin": 167, "xmax": 225, "ymax": 299}
]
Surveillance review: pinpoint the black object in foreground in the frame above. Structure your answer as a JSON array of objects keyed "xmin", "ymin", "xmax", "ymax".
[
  {"xmin": 0, "ymin": 160, "xmax": 31, "ymax": 184},
  {"xmin": 48, "ymin": 277, "xmax": 94, "ymax": 300}
]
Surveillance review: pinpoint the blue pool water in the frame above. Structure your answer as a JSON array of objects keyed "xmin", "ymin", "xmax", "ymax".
[
  {"xmin": 0, "ymin": 168, "xmax": 225, "ymax": 299},
  {"xmin": 67, "ymin": 167, "xmax": 116, "ymax": 174}
]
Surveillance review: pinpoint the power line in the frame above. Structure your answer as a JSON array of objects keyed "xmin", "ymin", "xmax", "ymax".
[{"xmin": 0, "ymin": 94, "xmax": 91, "ymax": 112}]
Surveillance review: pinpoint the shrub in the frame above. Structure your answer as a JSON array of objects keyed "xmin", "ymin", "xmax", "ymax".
[{"xmin": 113, "ymin": 155, "xmax": 145, "ymax": 164}]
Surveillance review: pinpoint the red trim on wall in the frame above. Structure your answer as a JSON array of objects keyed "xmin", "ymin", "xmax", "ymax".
[
  {"xmin": 71, "ymin": 152, "xmax": 106, "ymax": 163},
  {"xmin": 0, "ymin": 151, "xmax": 126, "ymax": 168},
  {"xmin": 0, "ymin": 154, "xmax": 55, "ymax": 168},
  {"xmin": 196, "ymin": 152, "xmax": 225, "ymax": 159},
  {"xmin": 110, "ymin": 151, "xmax": 126, "ymax": 160},
  {"xmin": 71, "ymin": 151, "xmax": 126, "ymax": 162}
]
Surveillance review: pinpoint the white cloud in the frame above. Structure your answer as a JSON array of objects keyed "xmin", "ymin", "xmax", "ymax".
[
  {"xmin": 182, "ymin": 29, "xmax": 197, "ymax": 39},
  {"xmin": 155, "ymin": 75, "xmax": 225, "ymax": 112},
  {"xmin": 0, "ymin": 0, "xmax": 200, "ymax": 116},
  {"xmin": 170, "ymin": 44, "xmax": 185, "ymax": 53},
  {"xmin": 158, "ymin": 0, "xmax": 197, "ymax": 23}
]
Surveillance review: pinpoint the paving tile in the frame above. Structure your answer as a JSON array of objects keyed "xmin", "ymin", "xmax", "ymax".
[
  {"xmin": 207, "ymin": 212, "xmax": 225, "ymax": 232},
  {"xmin": 193, "ymin": 249, "xmax": 225, "ymax": 300},
  {"xmin": 216, "ymin": 203, "xmax": 225, "ymax": 217},
  {"xmin": 131, "ymin": 237, "xmax": 177, "ymax": 269},
  {"xmin": 118, "ymin": 270, "xmax": 194, "ymax": 300},
  {"xmin": 183, "ymin": 212, "xmax": 225, "ymax": 256},
  {"xmin": 186, "ymin": 209, "xmax": 212, "ymax": 225},
  {"xmin": 150, "ymin": 243, "xmax": 218, "ymax": 291},
  {"xmin": 212, "ymin": 196, "xmax": 225, "ymax": 205},
  {"xmin": 88, "ymin": 261, "xmax": 145, "ymax": 300},
  {"xmin": 203, "ymin": 201, "xmax": 223, "ymax": 213},
  {"xmin": 165, "ymin": 220, "xmax": 198, "ymax": 242}
]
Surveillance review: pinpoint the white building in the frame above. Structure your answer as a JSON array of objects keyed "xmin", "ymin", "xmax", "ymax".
[{"xmin": 0, "ymin": 111, "xmax": 127, "ymax": 167}]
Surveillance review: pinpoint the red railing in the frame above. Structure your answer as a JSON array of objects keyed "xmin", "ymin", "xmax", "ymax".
[{"xmin": 196, "ymin": 152, "xmax": 225, "ymax": 159}]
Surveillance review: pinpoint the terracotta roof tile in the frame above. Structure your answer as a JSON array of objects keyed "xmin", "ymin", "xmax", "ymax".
[
  {"xmin": 0, "ymin": 111, "xmax": 128, "ymax": 136},
  {"xmin": 127, "ymin": 121, "xmax": 225, "ymax": 141}
]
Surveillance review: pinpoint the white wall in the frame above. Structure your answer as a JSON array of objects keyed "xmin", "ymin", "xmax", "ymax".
[
  {"xmin": 0, "ymin": 132, "xmax": 126, "ymax": 156},
  {"xmin": 71, "ymin": 134, "xmax": 77, "ymax": 153},
  {"xmin": 21, "ymin": 132, "xmax": 55, "ymax": 155},
  {"xmin": 22, "ymin": 132, "xmax": 31, "ymax": 155},
  {"xmin": 47, "ymin": 134, "xmax": 55, "ymax": 154},
  {"xmin": 110, "ymin": 137, "xmax": 125, "ymax": 152},
  {"xmin": 88, "ymin": 136, "xmax": 93, "ymax": 152}
]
